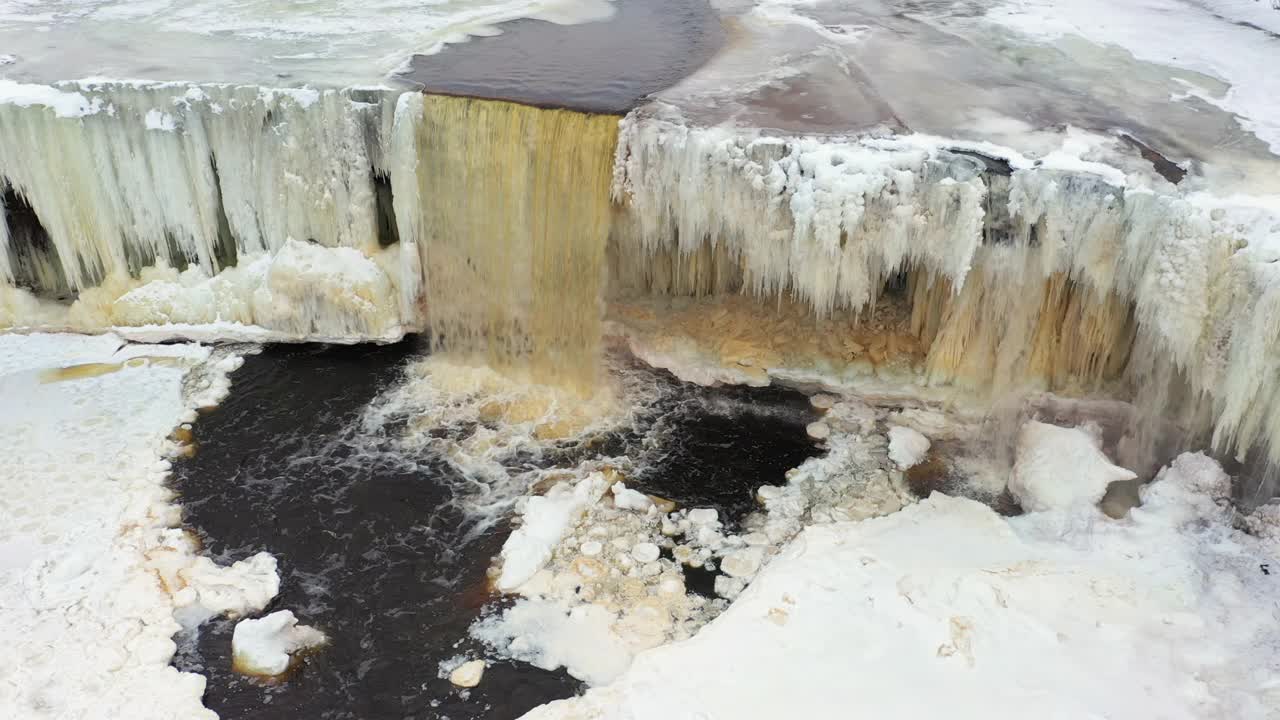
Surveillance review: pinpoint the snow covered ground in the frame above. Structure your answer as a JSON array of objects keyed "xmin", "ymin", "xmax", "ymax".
[
  {"xmin": 0, "ymin": 333, "xmax": 275, "ymax": 719},
  {"xmin": 522, "ymin": 453, "xmax": 1280, "ymax": 720}
]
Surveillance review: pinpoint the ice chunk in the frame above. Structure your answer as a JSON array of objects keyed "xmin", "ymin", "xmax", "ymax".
[
  {"xmin": 176, "ymin": 552, "xmax": 280, "ymax": 622},
  {"xmin": 231, "ymin": 610, "xmax": 326, "ymax": 676},
  {"xmin": 611, "ymin": 481, "xmax": 654, "ymax": 512},
  {"xmin": 720, "ymin": 547, "xmax": 765, "ymax": 579},
  {"xmin": 887, "ymin": 426, "xmax": 931, "ymax": 470},
  {"xmin": 497, "ymin": 473, "xmax": 608, "ymax": 592},
  {"xmin": 630, "ymin": 542, "xmax": 660, "ymax": 563},
  {"xmin": 686, "ymin": 509, "xmax": 719, "ymax": 527},
  {"xmin": 449, "ymin": 659, "xmax": 486, "ymax": 688},
  {"xmin": 1010, "ymin": 421, "xmax": 1137, "ymax": 512},
  {"xmin": 471, "ymin": 598, "xmax": 632, "ymax": 686}
]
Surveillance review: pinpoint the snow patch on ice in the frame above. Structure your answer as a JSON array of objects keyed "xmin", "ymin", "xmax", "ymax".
[{"xmin": 143, "ymin": 108, "xmax": 175, "ymax": 131}]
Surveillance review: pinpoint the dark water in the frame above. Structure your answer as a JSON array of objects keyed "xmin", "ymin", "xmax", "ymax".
[
  {"xmin": 398, "ymin": 0, "xmax": 724, "ymax": 114},
  {"xmin": 171, "ymin": 342, "xmax": 818, "ymax": 719},
  {"xmin": 621, "ymin": 380, "xmax": 820, "ymax": 527}
]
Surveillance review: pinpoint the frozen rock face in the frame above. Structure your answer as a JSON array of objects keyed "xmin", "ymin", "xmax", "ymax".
[
  {"xmin": 1010, "ymin": 421, "xmax": 1137, "ymax": 512},
  {"xmin": 231, "ymin": 610, "xmax": 327, "ymax": 677}
]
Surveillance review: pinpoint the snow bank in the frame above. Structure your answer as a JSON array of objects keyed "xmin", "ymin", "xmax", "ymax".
[
  {"xmin": 0, "ymin": 333, "xmax": 250, "ymax": 720},
  {"xmin": 524, "ymin": 452, "xmax": 1280, "ymax": 720},
  {"xmin": 1010, "ymin": 421, "xmax": 1136, "ymax": 512},
  {"xmin": 231, "ymin": 610, "xmax": 326, "ymax": 676}
]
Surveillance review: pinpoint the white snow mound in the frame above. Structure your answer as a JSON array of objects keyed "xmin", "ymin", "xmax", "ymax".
[{"xmin": 1010, "ymin": 421, "xmax": 1135, "ymax": 512}]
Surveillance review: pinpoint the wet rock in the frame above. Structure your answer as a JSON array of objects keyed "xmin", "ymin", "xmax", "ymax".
[{"xmin": 1100, "ymin": 478, "xmax": 1143, "ymax": 519}]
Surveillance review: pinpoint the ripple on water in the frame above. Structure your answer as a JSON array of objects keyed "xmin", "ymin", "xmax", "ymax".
[{"xmin": 172, "ymin": 341, "xmax": 821, "ymax": 719}]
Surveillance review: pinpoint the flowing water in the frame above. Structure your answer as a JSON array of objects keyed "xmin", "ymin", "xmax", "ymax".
[{"xmin": 171, "ymin": 342, "xmax": 819, "ymax": 719}]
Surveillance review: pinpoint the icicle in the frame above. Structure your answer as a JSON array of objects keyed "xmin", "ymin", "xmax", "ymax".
[
  {"xmin": 610, "ymin": 116, "xmax": 988, "ymax": 318},
  {"xmin": 0, "ymin": 81, "xmax": 411, "ymax": 339},
  {"xmin": 609, "ymin": 114, "xmax": 1280, "ymax": 476}
]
